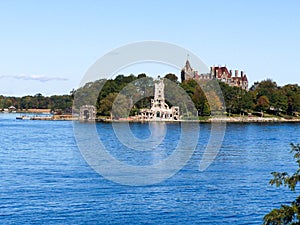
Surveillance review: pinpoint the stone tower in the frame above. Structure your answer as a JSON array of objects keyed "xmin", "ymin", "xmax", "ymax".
[
  {"xmin": 153, "ymin": 76, "xmax": 166, "ymax": 107},
  {"xmin": 139, "ymin": 77, "xmax": 179, "ymax": 120},
  {"xmin": 181, "ymin": 59, "xmax": 195, "ymax": 82}
]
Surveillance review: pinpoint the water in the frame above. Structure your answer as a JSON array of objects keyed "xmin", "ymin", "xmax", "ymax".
[{"xmin": 1, "ymin": 113, "xmax": 300, "ymax": 224}]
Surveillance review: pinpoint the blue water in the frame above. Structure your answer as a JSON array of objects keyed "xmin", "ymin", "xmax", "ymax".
[{"xmin": 1, "ymin": 113, "xmax": 300, "ymax": 224}]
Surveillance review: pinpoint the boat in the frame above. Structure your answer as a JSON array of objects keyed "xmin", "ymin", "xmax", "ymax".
[{"xmin": 16, "ymin": 115, "xmax": 31, "ymax": 120}]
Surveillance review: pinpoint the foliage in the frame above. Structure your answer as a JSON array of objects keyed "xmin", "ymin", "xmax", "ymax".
[
  {"xmin": 164, "ymin": 73, "xmax": 179, "ymax": 83},
  {"xmin": 263, "ymin": 144, "xmax": 300, "ymax": 225},
  {"xmin": 2, "ymin": 75, "xmax": 300, "ymax": 118},
  {"xmin": 0, "ymin": 93, "xmax": 72, "ymax": 113},
  {"xmin": 282, "ymin": 84, "xmax": 300, "ymax": 115},
  {"xmin": 179, "ymin": 79, "xmax": 211, "ymax": 116},
  {"xmin": 251, "ymin": 79, "xmax": 289, "ymax": 115},
  {"xmin": 216, "ymin": 78, "xmax": 300, "ymax": 116},
  {"xmin": 256, "ymin": 95, "xmax": 270, "ymax": 112}
]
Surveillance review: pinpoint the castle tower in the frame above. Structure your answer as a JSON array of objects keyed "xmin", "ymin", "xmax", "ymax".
[{"xmin": 181, "ymin": 59, "xmax": 194, "ymax": 82}]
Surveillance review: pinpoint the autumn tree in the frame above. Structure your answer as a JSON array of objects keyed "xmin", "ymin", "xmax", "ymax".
[{"xmin": 256, "ymin": 95, "xmax": 270, "ymax": 112}]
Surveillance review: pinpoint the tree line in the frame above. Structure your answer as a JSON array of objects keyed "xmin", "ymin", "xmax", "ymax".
[
  {"xmin": 0, "ymin": 93, "xmax": 73, "ymax": 114},
  {"xmin": 219, "ymin": 79, "xmax": 300, "ymax": 117},
  {"xmin": 74, "ymin": 73, "xmax": 300, "ymax": 118},
  {"xmin": 2, "ymin": 74, "xmax": 300, "ymax": 117}
]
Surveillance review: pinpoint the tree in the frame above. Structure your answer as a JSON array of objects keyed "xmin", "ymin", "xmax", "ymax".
[
  {"xmin": 256, "ymin": 95, "xmax": 270, "ymax": 112},
  {"xmin": 192, "ymin": 85, "xmax": 207, "ymax": 115},
  {"xmin": 179, "ymin": 79, "xmax": 206, "ymax": 116},
  {"xmin": 164, "ymin": 73, "xmax": 178, "ymax": 83},
  {"xmin": 133, "ymin": 76, "xmax": 154, "ymax": 109},
  {"xmin": 111, "ymin": 93, "xmax": 132, "ymax": 119},
  {"xmin": 263, "ymin": 143, "xmax": 300, "ymax": 225},
  {"xmin": 70, "ymin": 88, "xmax": 76, "ymax": 100},
  {"xmin": 282, "ymin": 84, "xmax": 300, "ymax": 115},
  {"xmin": 98, "ymin": 93, "xmax": 118, "ymax": 116},
  {"xmin": 218, "ymin": 81, "xmax": 239, "ymax": 114},
  {"xmin": 2, "ymin": 98, "xmax": 13, "ymax": 108},
  {"xmin": 271, "ymin": 90, "xmax": 288, "ymax": 114},
  {"xmin": 137, "ymin": 73, "xmax": 146, "ymax": 79},
  {"xmin": 239, "ymin": 91, "xmax": 255, "ymax": 113},
  {"xmin": 180, "ymin": 79, "xmax": 197, "ymax": 97}
]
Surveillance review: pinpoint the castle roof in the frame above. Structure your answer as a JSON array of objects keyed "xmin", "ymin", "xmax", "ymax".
[
  {"xmin": 183, "ymin": 60, "xmax": 193, "ymax": 72},
  {"xmin": 213, "ymin": 66, "xmax": 231, "ymax": 79},
  {"xmin": 231, "ymin": 74, "xmax": 248, "ymax": 82}
]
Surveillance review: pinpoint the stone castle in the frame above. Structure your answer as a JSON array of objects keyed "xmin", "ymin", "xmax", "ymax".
[{"xmin": 181, "ymin": 60, "xmax": 248, "ymax": 90}]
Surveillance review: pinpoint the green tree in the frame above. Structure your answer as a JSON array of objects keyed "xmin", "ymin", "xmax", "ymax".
[
  {"xmin": 218, "ymin": 81, "xmax": 240, "ymax": 114},
  {"xmin": 21, "ymin": 96, "xmax": 33, "ymax": 109},
  {"xmin": 192, "ymin": 85, "xmax": 208, "ymax": 115},
  {"xmin": 239, "ymin": 91, "xmax": 255, "ymax": 113},
  {"xmin": 98, "ymin": 92, "xmax": 118, "ymax": 116},
  {"xmin": 180, "ymin": 79, "xmax": 197, "ymax": 97},
  {"xmin": 133, "ymin": 76, "xmax": 154, "ymax": 109},
  {"xmin": 2, "ymin": 98, "xmax": 13, "ymax": 108},
  {"xmin": 137, "ymin": 73, "xmax": 147, "ymax": 79},
  {"xmin": 164, "ymin": 73, "xmax": 178, "ymax": 83},
  {"xmin": 282, "ymin": 84, "xmax": 300, "ymax": 115},
  {"xmin": 179, "ymin": 79, "xmax": 203, "ymax": 116},
  {"xmin": 263, "ymin": 143, "xmax": 300, "ymax": 225},
  {"xmin": 271, "ymin": 90, "xmax": 288, "ymax": 114},
  {"xmin": 111, "ymin": 93, "xmax": 132, "ymax": 119},
  {"xmin": 255, "ymin": 79, "xmax": 278, "ymax": 100}
]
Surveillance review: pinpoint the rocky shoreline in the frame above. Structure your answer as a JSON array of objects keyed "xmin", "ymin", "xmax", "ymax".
[
  {"xmin": 208, "ymin": 117, "xmax": 300, "ymax": 123},
  {"xmin": 98, "ymin": 116, "xmax": 300, "ymax": 123},
  {"xmin": 10, "ymin": 113, "xmax": 300, "ymax": 123}
]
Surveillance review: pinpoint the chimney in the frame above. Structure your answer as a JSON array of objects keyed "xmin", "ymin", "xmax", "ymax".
[
  {"xmin": 229, "ymin": 70, "xmax": 232, "ymax": 77},
  {"xmin": 211, "ymin": 66, "xmax": 215, "ymax": 76},
  {"xmin": 235, "ymin": 70, "xmax": 238, "ymax": 77},
  {"xmin": 241, "ymin": 71, "xmax": 244, "ymax": 77}
]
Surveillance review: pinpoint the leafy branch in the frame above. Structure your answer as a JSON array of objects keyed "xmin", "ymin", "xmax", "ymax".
[{"xmin": 263, "ymin": 144, "xmax": 300, "ymax": 225}]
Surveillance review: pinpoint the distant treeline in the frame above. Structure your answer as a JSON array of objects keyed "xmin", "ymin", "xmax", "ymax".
[
  {"xmin": 2, "ymin": 73, "xmax": 300, "ymax": 117},
  {"xmin": 0, "ymin": 93, "xmax": 73, "ymax": 114}
]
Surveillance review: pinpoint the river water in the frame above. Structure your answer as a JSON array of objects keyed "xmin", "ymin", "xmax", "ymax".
[{"xmin": 1, "ymin": 113, "xmax": 300, "ymax": 224}]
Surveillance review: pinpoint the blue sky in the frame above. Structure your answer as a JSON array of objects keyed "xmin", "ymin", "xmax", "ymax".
[{"xmin": 0, "ymin": 0, "xmax": 300, "ymax": 96}]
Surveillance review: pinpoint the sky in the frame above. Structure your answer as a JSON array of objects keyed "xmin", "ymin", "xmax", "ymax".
[{"xmin": 0, "ymin": 0, "xmax": 300, "ymax": 96}]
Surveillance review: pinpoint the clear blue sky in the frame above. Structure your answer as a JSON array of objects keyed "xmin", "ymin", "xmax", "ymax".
[{"xmin": 0, "ymin": 0, "xmax": 300, "ymax": 96}]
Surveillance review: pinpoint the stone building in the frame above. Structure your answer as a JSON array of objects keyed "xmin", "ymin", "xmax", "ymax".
[
  {"xmin": 139, "ymin": 77, "xmax": 179, "ymax": 121},
  {"xmin": 181, "ymin": 60, "xmax": 248, "ymax": 90},
  {"xmin": 79, "ymin": 105, "xmax": 96, "ymax": 121}
]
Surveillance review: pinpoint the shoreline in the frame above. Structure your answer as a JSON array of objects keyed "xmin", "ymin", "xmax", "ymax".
[
  {"xmin": 5, "ymin": 112, "xmax": 300, "ymax": 123},
  {"xmin": 97, "ymin": 116, "xmax": 300, "ymax": 123},
  {"xmin": 207, "ymin": 117, "xmax": 300, "ymax": 123}
]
